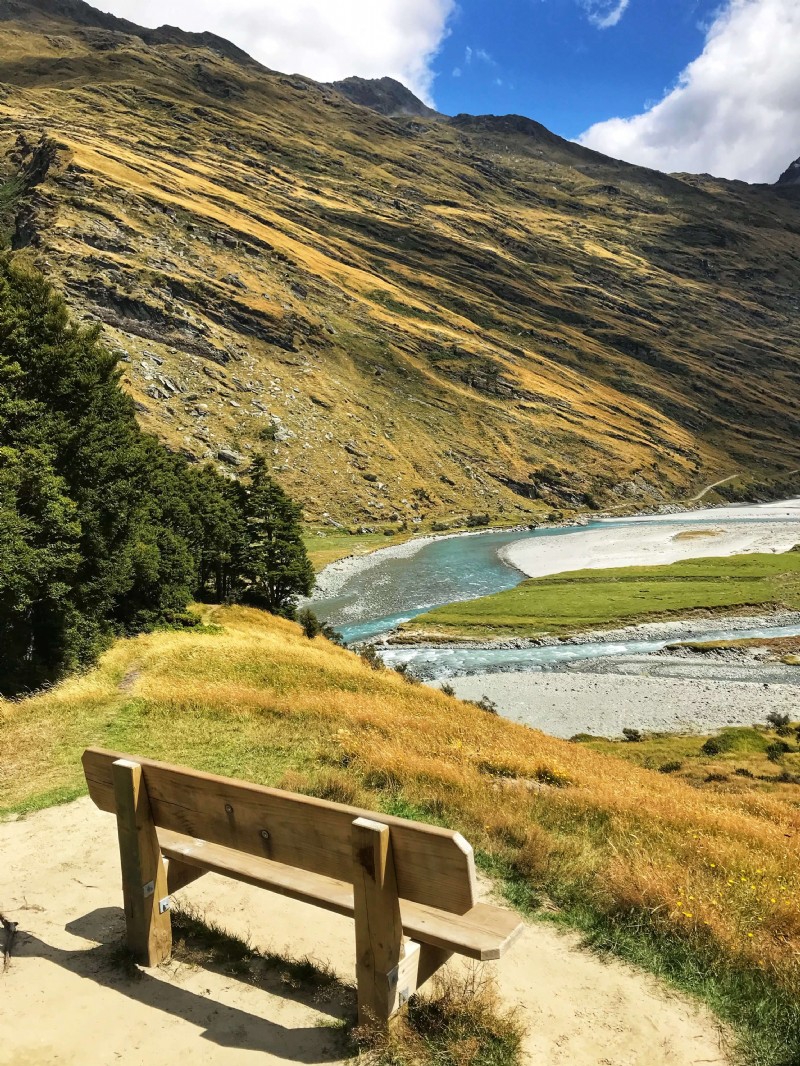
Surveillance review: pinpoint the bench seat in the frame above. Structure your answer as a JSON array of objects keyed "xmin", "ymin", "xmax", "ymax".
[{"xmin": 160, "ymin": 828, "xmax": 523, "ymax": 962}]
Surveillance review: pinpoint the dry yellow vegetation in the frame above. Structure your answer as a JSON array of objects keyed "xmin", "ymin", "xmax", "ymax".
[
  {"xmin": 1, "ymin": 1, "xmax": 800, "ymax": 526},
  {"xmin": 2, "ymin": 605, "xmax": 798, "ymax": 1058}
]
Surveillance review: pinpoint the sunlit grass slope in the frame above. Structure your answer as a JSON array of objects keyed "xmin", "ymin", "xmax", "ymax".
[
  {"xmin": 402, "ymin": 552, "xmax": 800, "ymax": 639},
  {"xmin": 2, "ymin": 605, "xmax": 799, "ymax": 1060},
  {"xmin": 2, "ymin": 3, "xmax": 800, "ymax": 525}
]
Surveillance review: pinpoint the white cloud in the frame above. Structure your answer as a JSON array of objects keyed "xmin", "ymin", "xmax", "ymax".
[
  {"xmin": 578, "ymin": 0, "xmax": 800, "ymax": 182},
  {"xmin": 96, "ymin": 0, "xmax": 455, "ymax": 103},
  {"xmin": 581, "ymin": 0, "xmax": 631, "ymax": 29}
]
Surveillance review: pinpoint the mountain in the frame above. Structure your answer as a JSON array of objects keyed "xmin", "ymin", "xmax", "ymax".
[
  {"xmin": 1, "ymin": 0, "xmax": 800, "ymax": 526},
  {"xmin": 327, "ymin": 77, "xmax": 437, "ymax": 119},
  {"xmin": 776, "ymin": 155, "xmax": 800, "ymax": 186}
]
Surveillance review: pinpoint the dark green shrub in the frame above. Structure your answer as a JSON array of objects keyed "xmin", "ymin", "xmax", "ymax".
[
  {"xmin": 766, "ymin": 740, "xmax": 791, "ymax": 763},
  {"xmin": 470, "ymin": 695, "xmax": 498, "ymax": 715},
  {"xmin": 622, "ymin": 728, "xmax": 643, "ymax": 743},
  {"xmin": 359, "ymin": 644, "xmax": 384, "ymax": 670},
  {"xmin": 659, "ymin": 760, "xmax": 683, "ymax": 774},
  {"xmin": 767, "ymin": 711, "xmax": 792, "ymax": 736}
]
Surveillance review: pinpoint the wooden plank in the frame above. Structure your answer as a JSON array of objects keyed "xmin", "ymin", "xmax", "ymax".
[
  {"xmin": 388, "ymin": 942, "xmax": 453, "ymax": 1009},
  {"xmin": 112, "ymin": 759, "xmax": 172, "ymax": 967},
  {"xmin": 352, "ymin": 817, "xmax": 404, "ymax": 1027},
  {"xmin": 400, "ymin": 898, "xmax": 524, "ymax": 962},
  {"xmin": 165, "ymin": 857, "xmax": 206, "ymax": 895},
  {"xmin": 83, "ymin": 748, "xmax": 477, "ymax": 913},
  {"xmin": 158, "ymin": 828, "xmax": 524, "ymax": 960},
  {"xmin": 159, "ymin": 829, "xmax": 355, "ymax": 918},
  {"xmin": 416, "ymin": 944, "xmax": 453, "ymax": 989}
]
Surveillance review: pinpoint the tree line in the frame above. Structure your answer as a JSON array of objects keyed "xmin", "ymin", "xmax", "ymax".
[{"xmin": 0, "ymin": 256, "xmax": 314, "ymax": 696}]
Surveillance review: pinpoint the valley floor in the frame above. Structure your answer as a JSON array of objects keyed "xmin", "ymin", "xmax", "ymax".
[
  {"xmin": 501, "ymin": 499, "xmax": 800, "ymax": 579},
  {"xmin": 0, "ymin": 798, "xmax": 729, "ymax": 1066},
  {"xmin": 441, "ymin": 669, "xmax": 799, "ymax": 739}
]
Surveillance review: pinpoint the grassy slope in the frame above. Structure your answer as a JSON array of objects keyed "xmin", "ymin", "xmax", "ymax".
[
  {"xmin": 401, "ymin": 552, "xmax": 800, "ymax": 639},
  {"xmin": 1, "ymin": 8, "xmax": 800, "ymax": 525},
  {"xmin": 578, "ymin": 725, "xmax": 800, "ymax": 797},
  {"xmin": 2, "ymin": 605, "xmax": 799, "ymax": 1062}
]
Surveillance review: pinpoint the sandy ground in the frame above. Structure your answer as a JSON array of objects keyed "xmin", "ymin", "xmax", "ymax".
[
  {"xmin": 444, "ymin": 672, "xmax": 800, "ymax": 738},
  {"xmin": 502, "ymin": 500, "xmax": 800, "ymax": 578},
  {"xmin": 0, "ymin": 799, "xmax": 729, "ymax": 1066}
]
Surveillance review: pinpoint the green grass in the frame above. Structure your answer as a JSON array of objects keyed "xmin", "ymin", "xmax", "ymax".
[
  {"xmin": 402, "ymin": 552, "xmax": 800, "ymax": 638},
  {"xmin": 304, "ymin": 530, "xmax": 412, "ymax": 571}
]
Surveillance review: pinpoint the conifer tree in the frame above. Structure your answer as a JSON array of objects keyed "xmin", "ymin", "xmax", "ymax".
[{"xmin": 240, "ymin": 456, "xmax": 314, "ymax": 615}]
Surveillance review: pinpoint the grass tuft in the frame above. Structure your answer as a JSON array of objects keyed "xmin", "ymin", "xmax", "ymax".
[{"xmin": 354, "ymin": 967, "xmax": 524, "ymax": 1066}]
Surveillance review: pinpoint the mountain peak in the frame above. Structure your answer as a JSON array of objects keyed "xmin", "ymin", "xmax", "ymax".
[
  {"xmin": 776, "ymin": 155, "xmax": 800, "ymax": 186},
  {"xmin": 327, "ymin": 76, "xmax": 437, "ymax": 119}
]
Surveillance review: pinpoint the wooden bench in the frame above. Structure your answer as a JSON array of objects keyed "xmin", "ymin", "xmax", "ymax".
[{"xmin": 82, "ymin": 747, "xmax": 524, "ymax": 1028}]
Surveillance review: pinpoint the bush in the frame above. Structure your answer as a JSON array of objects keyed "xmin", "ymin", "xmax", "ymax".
[
  {"xmin": 659, "ymin": 760, "xmax": 683, "ymax": 774},
  {"xmin": 469, "ymin": 695, "xmax": 499, "ymax": 715},
  {"xmin": 296, "ymin": 607, "xmax": 344, "ymax": 645},
  {"xmin": 394, "ymin": 661, "xmax": 421, "ymax": 685},
  {"xmin": 622, "ymin": 727, "xmax": 643, "ymax": 743},
  {"xmin": 701, "ymin": 737, "xmax": 723, "ymax": 756},
  {"xmin": 766, "ymin": 740, "xmax": 791, "ymax": 763},
  {"xmin": 734, "ymin": 767, "xmax": 755, "ymax": 778},
  {"xmin": 766, "ymin": 711, "xmax": 792, "ymax": 736},
  {"xmin": 440, "ymin": 683, "xmax": 456, "ymax": 697},
  {"xmin": 297, "ymin": 607, "xmax": 322, "ymax": 639},
  {"xmin": 359, "ymin": 644, "xmax": 384, "ymax": 671}
]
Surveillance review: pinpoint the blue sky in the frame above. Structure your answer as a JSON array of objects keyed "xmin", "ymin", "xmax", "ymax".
[
  {"xmin": 430, "ymin": 0, "xmax": 718, "ymax": 140},
  {"xmin": 104, "ymin": 0, "xmax": 800, "ymax": 182}
]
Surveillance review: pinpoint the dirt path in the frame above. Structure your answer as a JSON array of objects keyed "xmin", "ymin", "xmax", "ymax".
[
  {"xmin": 689, "ymin": 475, "xmax": 739, "ymax": 502},
  {"xmin": 0, "ymin": 799, "xmax": 729, "ymax": 1066}
]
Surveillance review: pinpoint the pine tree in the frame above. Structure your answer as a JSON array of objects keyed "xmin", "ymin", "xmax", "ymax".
[{"xmin": 240, "ymin": 456, "xmax": 314, "ymax": 615}]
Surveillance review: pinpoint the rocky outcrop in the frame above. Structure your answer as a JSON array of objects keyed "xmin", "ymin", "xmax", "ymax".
[{"xmin": 327, "ymin": 77, "xmax": 437, "ymax": 119}]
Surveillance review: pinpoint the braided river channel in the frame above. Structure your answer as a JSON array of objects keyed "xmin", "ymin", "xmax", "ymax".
[{"xmin": 310, "ymin": 502, "xmax": 800, "ymax": 681}]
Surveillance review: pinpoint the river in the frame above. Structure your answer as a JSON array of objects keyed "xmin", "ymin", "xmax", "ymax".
[{"xmin": 310, "ymin": 501, "xmax": 800, "ymax": 682}]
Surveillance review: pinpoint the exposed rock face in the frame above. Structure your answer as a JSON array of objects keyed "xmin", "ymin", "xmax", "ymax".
[
  {"xmin": 327, "ymin": 76, "xmax": 437, "ymax": 118},
  {"xmin": 776, "ymin": 156, "xmax": 800, "ymax": 186}
]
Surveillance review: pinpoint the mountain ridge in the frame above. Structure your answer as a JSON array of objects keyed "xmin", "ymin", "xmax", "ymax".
[{"xmin": 1, "ymin": 0, "xmax": 800, "ymax": 526}]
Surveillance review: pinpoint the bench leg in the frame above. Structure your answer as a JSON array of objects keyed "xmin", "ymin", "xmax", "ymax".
[
  {"xmin": 112, "ymin": 758, "xmax": 172, "ymax": 967},
  {"xmin": 352, "ymin": 817, "xmax": 404, "ymax": 1028}
]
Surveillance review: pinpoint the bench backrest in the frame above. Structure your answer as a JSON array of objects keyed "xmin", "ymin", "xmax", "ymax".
[{"xmin": 83, "ymin": 748, "xmax": 478, "ymax": 914}]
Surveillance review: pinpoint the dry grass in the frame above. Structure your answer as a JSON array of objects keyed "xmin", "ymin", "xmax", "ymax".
[
  {"xmin": 4, "ymin": 12, "xmax": 800, "ymax": 530},
  {"xmin": 356, "ymin": 966, "xmax": 523, "ymax": 1066},
  {"xmin": 2, "ymin": 605, "xmax": 799, "ymax": 1058}
]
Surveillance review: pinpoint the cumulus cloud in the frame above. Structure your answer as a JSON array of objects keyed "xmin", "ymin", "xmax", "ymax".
[
  {"xmin": 581, "ymin": 0, "xmax": 631, "ymax": 29},
  {"xmin": 97, "ymin": 0, "xmax": 455, "ymax": 103},
  {"xmin": 578, "ymin": 0, "xmax": 800, "ymax": 182}
]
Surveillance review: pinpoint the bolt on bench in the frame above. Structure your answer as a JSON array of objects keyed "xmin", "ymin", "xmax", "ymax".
[{"xmin": 82, "ymin": 747, "xmax": 524, "ymax": 1028}]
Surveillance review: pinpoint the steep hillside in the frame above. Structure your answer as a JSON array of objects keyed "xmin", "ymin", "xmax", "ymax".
[
  {"xmin": 2, "ymin": 605, "xmax": 800, "ymax": 1061},
  {"xmin": 1, "ymin": 0, "xmax": 800, "ymax": 525}
]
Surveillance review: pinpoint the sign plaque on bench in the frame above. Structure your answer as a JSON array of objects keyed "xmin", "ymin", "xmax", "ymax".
[{"xmin": 83, "ymin": 747, "xmax": 523, "ymax": 1028}]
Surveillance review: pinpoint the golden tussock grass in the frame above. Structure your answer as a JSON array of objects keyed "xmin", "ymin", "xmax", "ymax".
[{"xmin": 2, "ymin": 605, "xmax": 799, "ymax": 1003}]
